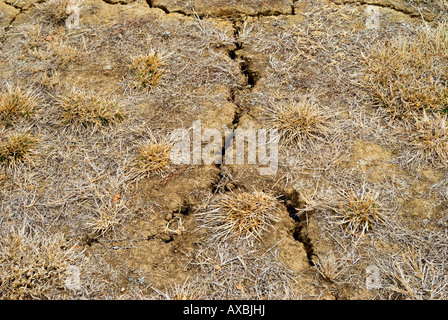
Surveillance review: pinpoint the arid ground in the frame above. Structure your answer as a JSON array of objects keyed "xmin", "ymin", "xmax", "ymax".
[{"xmin": 1, "ymin": 0, "xmax": 448, "ymax": 299}]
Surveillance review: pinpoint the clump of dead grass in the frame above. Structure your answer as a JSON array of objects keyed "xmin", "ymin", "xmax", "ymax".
[
  {"xmin": 86, "ymin": 202, "xmax": 127, "ymax": 236},
  {"xmin": 130, "ymin": 52, "xmax": 166, "ymax": 89},
  {"xmin": 36, "ymin": 0, "xmax": 82, "ymax": 23},
  {"xmin": 130, "ymin": 141, "xmax": 172, "ymax": 177},
  {"xmin": 332, "ymin": 189, "xmax": 385, "ymax": 237},
  {"xmin": 264, "ymin": 99, "xmax": 332, "ymax": 149},
  {"xmin": 361, "ymin": 23, "xmax": 448, "ymax": 117},
  {"xmin": 196, "ymin": 191, "xmax": 281, "ymax": 243},
  {"xmin": 21, "ymin": 25, "xmax": 82, "ymax": 68},
  {"xmin": 46, "ymin": 37, "xmax": 81, "ymax": 68},
  {"xmin": 0, "ymin": 229, "xmax": 80, "ymax": 299},
  {"xmin": 314, "ymin": 251, "xmax": 342, "ymax": 284},
  {"xmin": 0, "ymin": 86, "xmax": 38, "ymax": 126},
  {"xmin": 0, "ymin": 132, "xmax": 38, "ymax": 168},
  {"xmin": 56, "ymin": 89, "xmax": 124, "ymax": 131},
  {"xmin": 398, "ymin": 111, "xmax": 448, "ymax": 167}
]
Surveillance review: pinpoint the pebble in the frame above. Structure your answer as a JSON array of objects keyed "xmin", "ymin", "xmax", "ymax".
[{"xmin": 159, "ymin": 233, "xmax": 172, "ymax": 242}]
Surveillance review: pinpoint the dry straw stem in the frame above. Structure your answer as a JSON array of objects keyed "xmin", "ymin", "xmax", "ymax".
[
  {"xmin": 0, "ymin": 86, "xmax": 38, "ymax": 126},
  {"xmin": 398, "ymin": 111, "xmax": 448, "ymax": 167},
  {"xmin": 389, "ymin": 249, "xmax": 446, "ymax": 300},
  {"xmin": 361, "ymin": 23, "xmax": 448, "ymax": 117},
  {"xmin": 0, "ymin": 132, "xmax": 38, "ymax": 168},
  {"xmin": 264, "ymin": 98, "xmax": 333, "ymax": 149},
  {"xmin": 56, "ymin": 89, "xmax": 124, "ymax": 131},
  {"xmin": 332, "ymin": 188, "xmax": 385, "ymax": 238},
  {"xmin": 196, "ymin": 191, "xmax": 281, "ymax": 244},
  {"xmin": 0, "ymin": 229, "xmax": 81, "ymax": 299},
  {"xmin": 130, "ymin": 52, "xmax": 166, "ymax": 89}
]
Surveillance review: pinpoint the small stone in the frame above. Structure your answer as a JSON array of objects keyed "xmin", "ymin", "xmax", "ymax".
[
  {"xmin": 159, "ymin": 233, "xmax": 172, "ymax": 242},
  {"xmin": 165, "ymin": 213, "xmax": 173, "ymax": 221},
  {"xmin": 120, "ymin": 287, "xmax": 125, "ymax": 293},
  {"xmin": 214, "ymin": 265, "xmax": 221, "ymax": 271}
]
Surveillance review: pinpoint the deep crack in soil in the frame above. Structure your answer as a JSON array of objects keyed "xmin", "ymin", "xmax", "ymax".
[{"xmin": 279, "ymin": 191, "xmax": 316, "ymax": 267}]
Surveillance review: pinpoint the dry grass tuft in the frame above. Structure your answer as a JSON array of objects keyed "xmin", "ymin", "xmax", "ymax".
[
  {"xmin": 56, "ymin": 89, "xmax": 124, "ymax": 131},
  {"xmin": 0, "ymin": 86, "xmax": 38, "ymax": 126},
  {"xmin": 153, "ymin": 278, "xmax": 203, "ymax": 300},
  {"xmin": 0, "ymin": 132, "xmax": 37, "ymax": 167},
  {"xmin": 264, "ymin": 99, "xmax": 332, "ymax": 148},
  {"xmin": 131, "ymin": 142, "xmax": 172, "ymax": 177},
  {"xmin": 398, "ymin": 111, "xmax": 448, "ymax": 167},
  {"xmin": 196, "ymin": 191, "xmax": 281, "ymax": 243},
  {"xmin": 362, "ymin": 23, "xmax": 448, "ymax": 117},
  {"xmin": 314, "ymin": 251, "xmax": 342, "ymax": 284},
  {"xmin": 17, "ymin": 25, "xmax": 81, "ymax": 68},
  {"xmin": 87, "ymin": 202, "xmax": 127, "ymax": 236},
  {"xmin": 36, "ymin": 0, "xmax": 82, "ymax": 23},
  {"xmin": 130, "ymin": 52, "xmax": 166, "ymax": 89},
  {"xmin": 0, "ymin": 230, "xmax": 79, "ymax": 299},
  {"xmin": 333, "ymin": 189, "xmax": 385, "ymax": 238}
]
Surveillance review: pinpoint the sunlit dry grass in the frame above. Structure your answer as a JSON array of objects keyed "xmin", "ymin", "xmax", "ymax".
[
  {"xmin": 56, "ymin": 89, "xmax": 124, "ymax": 132},
  {"xmin": 130, "ymin": 52, "xmax": 166, "ymax": 89},
  {"xmin": 36, "ymin": 0, "xmax": 83, "ymax": 23},
  {"xmin": 0, "ymin": 132, "xmax": 38, "ymax": 168},
  {"xmin": 196, "ymin": 191, "xmax": 281, "ymax": 244},
  {"xmin": 129, "ymin": 141, "xmax": 173, "ymax": 179},
  {"xmin": 0, "ymin": 86, "xmax": 38, "ymax": 126},
  {"xmin": 361, "ymin": 23, "xmax": 448, "ymax": 117},
  {"xmin": 397, "ymin": 111, "xmax": 448, "ymax": 167},
  {"xmin": 0, "ymin": 229, "xmax": 80, "ymax": 299},
  {"xmin": 263, "ymin": 98, "xmax": 332, "ymax": 149},
  {"xmin": 332, "ymin": 189, "xmax": 385, "ymax": 238}
]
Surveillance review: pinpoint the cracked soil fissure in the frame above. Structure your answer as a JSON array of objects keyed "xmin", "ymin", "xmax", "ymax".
[{"xmin": 141, "ymin": 2, "xmax": 319, "ymax": 261}]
